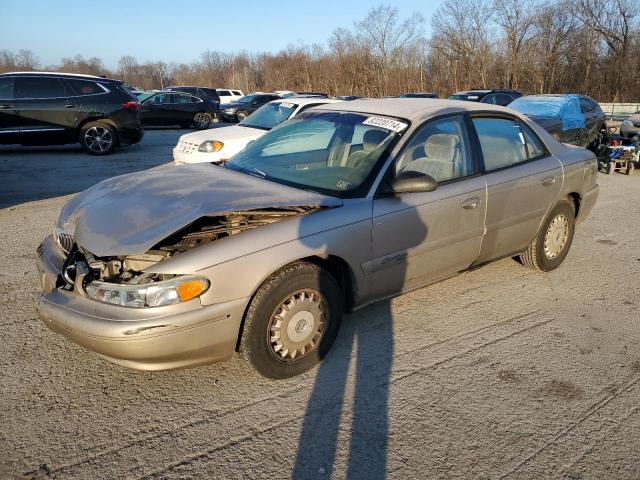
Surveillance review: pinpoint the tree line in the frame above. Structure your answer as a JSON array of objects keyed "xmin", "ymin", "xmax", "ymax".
[{"xmin": 2, "ymin": 0, "xmax": 639, "ymax": 102}]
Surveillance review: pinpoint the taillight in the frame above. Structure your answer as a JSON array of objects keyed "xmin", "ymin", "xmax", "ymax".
[{"xmin": 122, "ymin": 101, "xmax": 140, "ymax": 110}]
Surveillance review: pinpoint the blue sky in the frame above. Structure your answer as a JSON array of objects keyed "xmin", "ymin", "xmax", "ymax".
[{"xmin": 0, "ymin": 0, "xmax": 443, "ymax": 68}]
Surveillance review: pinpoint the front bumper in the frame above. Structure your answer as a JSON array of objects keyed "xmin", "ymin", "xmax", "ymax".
[
  {"xmin": 172, "ymin": 147, "xmax": 225, "ymax": 165},
  {"xmin": 35, "ymin": 235, "xmax": 247, "ymax": 371}
]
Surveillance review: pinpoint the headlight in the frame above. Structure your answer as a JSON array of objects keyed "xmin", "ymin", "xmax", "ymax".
[
  {"xmin": 198, "ymin": 140, "xmax": 224, "ymax": 153},
  {"xmin": 84, "ymin": 275, "xmax": 209, "ymax": 308},
  {"xmin": 54, "ymin": 225, "xmax": 74, "ymax": 253}
]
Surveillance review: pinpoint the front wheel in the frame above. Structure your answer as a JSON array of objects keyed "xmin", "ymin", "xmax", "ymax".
[
  {"xmin": 240, "ymin": 262, "xmax": 343, "ymax": 379},
  {"xmin": 79, "ymin": 121, "xmax": 117, "ymax": 155},
  {"xmin": 236, "ymin": 111, "xmax": 248, "ymax": 122},
  {"xmin": 193, "ymin": 112, "xmax": 212, "ymax": 130},
  {"xmin": 519, "ymin": 200, "xmax": 575, "ymax": 272}
]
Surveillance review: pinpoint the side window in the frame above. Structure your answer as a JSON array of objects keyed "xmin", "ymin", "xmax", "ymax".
[
  {"xmin": 66, "ymin": 79, "xmax": 105, "ymax": 96},
  {"xmin": 472, "ymin": 117, "xmax": 529, "ymax": 171},
  {"xmin": 218, "ymin": 90, "xmax": 230, "ymax": 97},
  {"xmin": 149, "ymin": 93, "xmax": 172, "ymax": 104},
  {"xmin": 521, "ymin": 122, "xmax": 547, "ymax": 159},
  {"xmin": 395, "ymin": 115, "xmax": 474, "ymax": 183},
  {"xmin": 0, "ymin": 78, "xmax": 15, "ymax": 99},
  {"xmin": 174, "ymin": 94, "xmax": 191, "ymax": 104},
  {"xmin": 481, "ymin": 94, "xmax": 497, "ymax": 104},
  {"xmin": 579, "ymin": 97, "xmax": 595, "ymax": 113},
  {"xmin": 233, "ymin": 90, "xmax": 242, "ymax": 96},
  {"xmin": 496, "ymin": 94, "xmax": 513, "ymax": 106},
  {"xmin": 15, "ymin": 77, "xmax": 66, "ymax": 98},
  {"xmin": 190, "ymin": 95, "xmax": 202, "ymax": 103}
]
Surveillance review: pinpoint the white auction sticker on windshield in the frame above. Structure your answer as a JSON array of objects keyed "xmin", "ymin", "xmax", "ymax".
[
  {"xmin": 362, "ymin": 116, "xmax": 408, "ymax": 132},
  {"xmin": 278, "ymin": 102, "xmax": 295, "ymax": 108}
]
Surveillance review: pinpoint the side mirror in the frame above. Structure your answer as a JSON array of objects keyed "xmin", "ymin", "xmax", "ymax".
[{"xmin": 389, "ymin": 171, "xmax": 438, "ymax": 194}]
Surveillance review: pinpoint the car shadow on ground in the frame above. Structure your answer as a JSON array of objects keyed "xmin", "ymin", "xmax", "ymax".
[{"xmin": 293, "ymin": 197, "xmax": 427, "ymax": 479}]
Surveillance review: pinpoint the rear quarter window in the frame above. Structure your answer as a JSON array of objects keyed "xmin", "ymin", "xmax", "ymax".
[{"xmin": 66, "ymin": 79, "xmax": 106, "ymax": 96}]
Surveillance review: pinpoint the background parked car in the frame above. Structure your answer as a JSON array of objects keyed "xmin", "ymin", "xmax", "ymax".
[
  {"xmin": 124, "ymin": 85, "xmax": 146, "ymax": 97},
  {"xmin": 216, "ymin": 88, "xmax": 244, "ymax": 103},
  {"xmin": 219, "ymin": 93, "xmax": 282, "ymax": 122},
  {"xmin": 173, "ymin": 97, "xmax": 342, "ymax": 164},
  {"xmin": 399, "ymin": 92, "xmax": 438, "ymax": 98},
  {"xmin": 448, "ymin": 89, "xmax": 522, "ymax": 106},
  {"xmin": 619, "ymin": 112, "xmax": 640, "ymax": 139},
  {"xmin": 139, "ymin": 91, "xmax": 218, "ymax": 129},
  {"xmin": 0, "ymin": 71, "xmax": 143, "ymax": 155},
  {"xmin": 165, "ymin": 86, "xmax": 221, "ymax": 103},
  {"xmin": 508, "ymin": 94, "xmax": 606, "ymax": 149}
]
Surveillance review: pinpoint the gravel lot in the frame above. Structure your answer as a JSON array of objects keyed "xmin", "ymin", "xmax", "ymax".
[{"xmin": 1, "ymin": 130, "xmax": 639, "ymax": 479}]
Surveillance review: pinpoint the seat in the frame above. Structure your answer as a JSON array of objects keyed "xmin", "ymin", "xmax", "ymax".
[
  {"xmin": 345, "ymin": 129, "xmax": 388, "ymax": 169},
  {"xmin": 402, "ymin": 134, "xmax": 460, "ymax": 182}
]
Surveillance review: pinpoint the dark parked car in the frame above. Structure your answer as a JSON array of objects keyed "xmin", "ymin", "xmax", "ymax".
[
  {"xmin": 508, "ymin": 94, "xmax": 606, "ymax": 150},
  {"xmin": 0, "ymin": 72, "xmax": 143, "ymax": 155},
  {"xmin": 219, "ymin": 93, "xmax": 281, "ymax": 122},
  {"xmin": 165, "ymin": 86, "xmax": 221, "ymax": 103},
  {"xmin": 139, "ymin": 91, "xmax": 219, "ymax": 129},
  {"xmin": 448, "ymin": 89, "xmax": 522, "ymax": 106},
  {"xmin": 399, "ymin": 92, "xmax": 438, "ymax": 99}
]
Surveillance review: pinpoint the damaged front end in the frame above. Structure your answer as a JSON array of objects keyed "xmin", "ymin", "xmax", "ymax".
[{"xmin": 56, "ymin": 206, "xmax": 321, "ymax": 308}]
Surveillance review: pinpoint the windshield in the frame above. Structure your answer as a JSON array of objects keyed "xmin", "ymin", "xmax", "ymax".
[
  {"xmin": 226, "ymin": 111, "xmax": 407, "ymax": 197},
  {"xmin": 235, "ymin": 94, "xmax": 259, "ymax": 104},
  {"xmin": 239, "ymin": 101, "xmax": 297, "ymax": 130}
]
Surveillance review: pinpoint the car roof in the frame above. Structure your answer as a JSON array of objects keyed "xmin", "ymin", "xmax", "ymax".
[
  {"xmin": 1, "ymin": 71, "xmax": 114, "ymax": 81},
  {"xmin": 313, "ymin": 98, "xmax": 516, "ymax": 123},
  {"xmin": 272, "ymin": 97, "xmax": 342, "ymax": 106}
]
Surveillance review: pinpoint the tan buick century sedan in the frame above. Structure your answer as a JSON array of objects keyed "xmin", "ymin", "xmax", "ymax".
[{"xmin": 36, "ymin": 99, "xmax": 599, "ymax": 378}]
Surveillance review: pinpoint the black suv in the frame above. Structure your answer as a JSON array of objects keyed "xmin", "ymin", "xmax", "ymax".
[
  {"xmin": 448, "ymin": 89, "xmax": 522, "ymax": 106},
  {"xmin": 0, "ymin": 72, "xmax": 143, "ymax": 155}
]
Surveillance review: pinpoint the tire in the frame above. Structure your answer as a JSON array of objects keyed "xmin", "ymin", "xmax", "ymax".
[
  {"xmin": 193, "ymin": 112, "xmax": 211, "ymax": 130},
  {"xmin": 627, "ymin": 162, "xmax": 635, "ymax": 175},
  {"xmin": 240, "ymin": 262, "xmax": 343, "ymax": 379},
  {"xmin": 607, "ymin": 161, "xmax": 615, "ymax": 174},
  {"xmin": 519, "ymin": 200, "xmax": 575, "ymax": 272},
  {"xmin": 79, "ymin": 121, "xmax": 117, "ymax": 155},
  {"xmin": 236, "ymin": 111, "xmax": 248, "ymax": 122}
]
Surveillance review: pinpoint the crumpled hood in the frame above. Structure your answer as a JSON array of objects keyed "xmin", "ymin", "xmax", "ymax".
[
  {"xmin": 179, "ymin": 125, "xmax": 264, "ymax": 145},
  {"xmin": 59, "ymin": 164, "xmax": 342, "ymax": 257}
]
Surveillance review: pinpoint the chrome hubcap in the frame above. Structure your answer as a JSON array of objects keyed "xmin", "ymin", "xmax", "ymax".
[
  {"xmin": 194, "ymin": 113, "xmax": 210, "ymax": 128},
  {"xmin": 269, "ymin": 289, "xmax": 326, "ymax": 361},
  {"xmin": 85, "ymin": 126, "xmax": 113, "ymax": 152},
  {"xmin": 544, "ymin": 214, "xmax": 569, "ymax": 259}
]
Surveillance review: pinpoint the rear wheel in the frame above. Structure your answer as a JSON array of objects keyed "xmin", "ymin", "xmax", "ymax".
[
  {"xmin": 519, "ymin": 200, "xmax": 575, "ymax": 272},
  {"xmin": 193, "ymin": 112, "xmax": 211, "ymax": 129},
  {"xmin": 79, "ymin": 121, "xmax": 117, "ymax": 155},
  {"xmin": 240, "ymin": 262, "xmax": 343, "ymax": 379}
]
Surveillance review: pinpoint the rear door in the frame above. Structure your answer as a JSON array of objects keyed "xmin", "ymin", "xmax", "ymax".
[
  {"xmin": 471, "ymin": 115, "xmax": 563, "ymax": 263},
  {"xmin": 368, "ymin": 114, "xmax": 487, "ymax": 299},
  {"xmin": 140, "ymin": 93, "xmax": 173, "ymax": 125},
  {"xmin": 579, "ymin": 96, "xmax": 600, "ymax": 147},
  {"xmin": 0, "ymin": 77, "xmax": 20, "ymax": 143},
  {"xmin": 172, "ymin": 93, "xmax": 198, "ymax": 123},
  {"xmin": 14, "ymin": 76, "xmax": 77, "ymax": 141}
]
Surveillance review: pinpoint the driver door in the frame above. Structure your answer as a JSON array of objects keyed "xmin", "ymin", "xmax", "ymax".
[{"xmin": 366, "ymin": 115, "xmax": 487, "ymax": 300}]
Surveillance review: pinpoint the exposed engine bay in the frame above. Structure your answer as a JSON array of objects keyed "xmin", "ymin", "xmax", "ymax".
[{"xmin": 61, "ymin": 207, "xmax": 321, "ymax": 287}]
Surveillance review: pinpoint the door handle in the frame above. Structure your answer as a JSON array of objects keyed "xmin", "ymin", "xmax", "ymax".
[
  {"xmin": 0, "ymin": 104, "xmax": 13, "ymax": 109},
  {"xmin": 64, "ymin": 104, "xmax": 78, "ymax": 108},
  {"xmin": 542, "ymin": 176, "xmax": 556, "ymax": 186},
  {"xmin": 462, "ymin": 197, "xmax": 481, "ymax": 210}
]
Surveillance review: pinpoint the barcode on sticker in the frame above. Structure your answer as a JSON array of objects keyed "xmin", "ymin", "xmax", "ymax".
[{"xmin": 362, "ymin": 116, "xmax": 408, "ymax": 132}]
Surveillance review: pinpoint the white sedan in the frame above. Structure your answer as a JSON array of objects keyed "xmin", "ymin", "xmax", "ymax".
[{"xmin": 173, "ymin": 97, "xmax": 342, "ymax": 164}]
